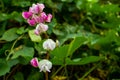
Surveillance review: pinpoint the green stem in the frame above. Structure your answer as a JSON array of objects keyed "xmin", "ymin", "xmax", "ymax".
[
  {"xmin": 64, "ymin": 64, "xmax": 69, "ymax": 80},
  {"xmin": 51, "ymin": 65, "xmax": 64, "ymax": 78},
  {"xmin": 6, "ymin": 35, "xmax": 23, "ymax": 60},
  {"xmin": 79, "ymin": 62, "xmax": 101, "ymax": 80}
]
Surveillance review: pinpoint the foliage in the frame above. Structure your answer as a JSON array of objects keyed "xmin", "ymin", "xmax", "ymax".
[{"xmin": 0, "ymin": 0, "xmax": 120, "ymax": 80}]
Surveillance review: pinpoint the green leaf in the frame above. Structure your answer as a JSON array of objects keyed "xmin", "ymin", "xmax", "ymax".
[
  {"xmin": 28, "ymin": 30, "xmax": 41, "ymax": 42},
  {"xmin": 0, "ymin": 59, "xmax": 10, "ymax": 76},
  {"xmin": 0, "ymin": 13, "xmax": 10, "ymax": 21},
  {"xmin": 13, "ymin": 72, "xmax": 24, "ymax": 80},
  {"xmin": 67, "ymin": 37, "xmax": 87, "ymax": 57},
  {"xmin": 8, "ymin": 59, "xmax": 19, "ymax": 67},
  {"xmin": 50, "ymin": 45, "xmax": 69, "ymax": 65},
  {"xmin": 10, "ymin": 11, "xmax": 24, "ymax": 22},
  {"xmin": 0, "ymin": 28, "xmax": 19, "ymax": 41},
  {"xmin": 16, "ymin": 27, "xmax": 26, "ymax": 35},
  {"xmin": 0, "ymin": 21, "xmax": 7, "ymax": 36},
  {"xmin": 34, "ymin": 41, "xmax": 45, "ymax": 54},
  {"xmin": 27, "ymin": 71, "xmax": 44, "ymax": 80},
  {"xmin": 11, "ymin": 46, "xmax": 34, "ymax": 61},
  {"xmin": 66, "ymin": 56, "xmax": 104, "ymax": 65}
]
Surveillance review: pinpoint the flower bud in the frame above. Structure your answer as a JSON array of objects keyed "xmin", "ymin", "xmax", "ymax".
[
  {"xmin": 38, "ymin": 59, "xmax": 52, "ymax": 72},
  {"xmin": 46, "ymin": 14, "xmax": 52, "ymax": 22},
  {"xmin": 43, "ymin": 39, "xmax": 56, "ymax": 50},
  {"xmin": 30, "ymin": 57, "xmax": 39, "ymax": 67}
]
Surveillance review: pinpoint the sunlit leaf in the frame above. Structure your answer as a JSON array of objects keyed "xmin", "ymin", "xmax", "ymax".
[{"xmin": 28, "ymin": 30, "xmax": 41, "ymax": 42}]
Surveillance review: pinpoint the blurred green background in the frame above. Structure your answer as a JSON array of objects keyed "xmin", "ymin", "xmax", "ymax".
[{"xmin": 0, "ymin": 0, "xmax": 120, "ymax": 80}]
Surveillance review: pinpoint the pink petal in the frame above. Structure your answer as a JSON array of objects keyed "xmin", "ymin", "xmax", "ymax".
[
  {"xmin": 37, "ymin": 12, "xmax": 47, "ymax": 23},
  {"xmin": 37, "ymin": 3, "xmax": 45, "ymax": 13},
  {"xmin": 30, "ymin": 58, "xmax": 39, "ymax": 67},
  {"xmin": 34, "ymin": 29, "xmax": 40, "ymax": 35},
  {"xmin": 29, "ymin": 4, "xmax": 39, "ymax": 14},
  {"xmin": 27, "ymin": 18, "xmax": 36, "ymax": 26},
  {"xmin": 46, "ymin": 14, "xmax": 52, "ymax": 22},
  {"xmin": 29, "ymin": 3, "xmax": 45, "ymax": 14},
  {"xmin": 22, "ymin": 11, "xmax": 32, "ymax": 19},
  {"xmin": 32, "ymin": 14, "xmax": 40, "ymax": 23}
]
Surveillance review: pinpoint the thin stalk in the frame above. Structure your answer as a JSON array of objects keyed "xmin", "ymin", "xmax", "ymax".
[
  {"xmin": 79, "ymin": 62, "xmax": 101, "ymax": 80},
  {"xmin": 51, "ymin": 65, "xmax": 64, "ymax": 78},
  {"xmin": 5, "ymin": 64, "xmax": 20, "ymax": 80},
  {"xmin": 64, "ymin": 64, "xmax": 69, "ymax": 80},
  {"xmin": 45, "ymin": 51, "xmax": 50, "ymax": 80},
  {"xmin": 45, "ymin": 72, "xmax": 48, "ymax": 80},
  {"xmin": 6, "ymin": 35, "xmax": 23, "ymax": 60}
]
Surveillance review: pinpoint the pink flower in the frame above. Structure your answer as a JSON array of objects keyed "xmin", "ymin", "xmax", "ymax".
[
  {"xmin": 29, "ymin": 3, "xmax": 45, "ymax": 14},
  {"xmin": 46, "ymin": 14, "xmax": 52, "ymax": 22},
  {"xmin": 39, "ymin": 12, "xmax": 47, "ymax": 23},
  {"xmin": 30, "ymin": 57, "xmax": 39, "ymax": 67},
  {"xmin": 27, "ymin": 18, "xmax": 36, "ymax": 26},
  {"xmin": 37, "ymin": 3, "xmax": 45, "ymax": 13},
  {"xmin": 22, "ymin": 11, "xmax": 32, "ymax": 19},
  {"xmin": 32, "ymin": 14, "xmax": 40, "ymax": 23},
  {"xmin": 43, "ymin": 39, "xmax": 56, "ymax": 50},
  {"xmin": 34, "ymin": 23, "xmax": 48, "ymax": 35},
  {"xmin": 22, "ymin": 3, "xmax": 52, "ymax": 27},
  {"xmin": 32, "ymin": 12, "xmax": 47, "ymax": 23}
]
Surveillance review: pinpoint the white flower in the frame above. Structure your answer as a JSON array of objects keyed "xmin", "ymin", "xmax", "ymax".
[
  {"xmin": 43, "ymin": 39, "xmax": 56, "ymax": 50},
  {"xmin": 38, "ymin": 59, "xmax": 52, "ymax": 72},
  {"xmin": 34, "ymin": 23, "xmax": 48, "ymax": 35}
]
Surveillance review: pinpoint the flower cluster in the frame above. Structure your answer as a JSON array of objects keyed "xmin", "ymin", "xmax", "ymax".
[
  {"xmin": 31, "ymin": 58, "xmax": 52, "ymax": 72},
  {"xmin": 30, "ymin": 39, "xmax": 58, "ymax": 72},
  {"xmin": 22, "ymin": 3, "xmax": 52, "ymax": 35},
  {"xmin": 22, "ymin": 3, "xmax": 59, "ymax": 73}
]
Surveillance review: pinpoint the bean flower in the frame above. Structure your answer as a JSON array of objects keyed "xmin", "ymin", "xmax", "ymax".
[
  {"xmin": 23, "ymin": 3, "xmax": 54, "ymax": 74},
  {"xmin": 38, "ymin": 59, "xmax": 52, "ymax": 72},
  {"xmin": 43, "ymin": 39, "xmax": 56, "ymax": 51},
  {"xmin": 22, "ymin": 3, "xmax": 52, "ymax": 36},
  {"xmin": 22, "ymin": 3, "xmax": 52, "ymax": 26},
  {"xmin": 34, "ymin": 23, "xmax": 48, "ymax": 35},
  {"xmin": 29, "ymin": 3, "xmax": 45, "ymax": 14},
  {"xmin": 22, "ymin": 12, "xmax": 32, "ymax": 19},
  {"xmin": 30, "ymin": 57, "xmax": 39, "ymax": 67}
]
